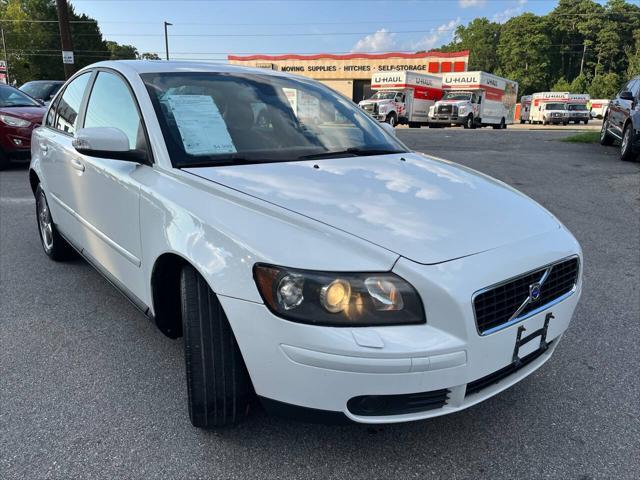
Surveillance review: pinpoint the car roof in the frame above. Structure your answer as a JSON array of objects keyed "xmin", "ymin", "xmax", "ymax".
[
  {"xmin": 84, "ymin": 60, "xmax": 290, "ymax": 78},
  {"xmin": 22, "ymin": 80, "xmax": 65, "ymax": 84}
]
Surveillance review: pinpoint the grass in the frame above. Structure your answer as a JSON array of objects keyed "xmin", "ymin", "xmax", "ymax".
[{"xmin": 560, "ymin": 131, "xmax": 601, "ymax": 143}]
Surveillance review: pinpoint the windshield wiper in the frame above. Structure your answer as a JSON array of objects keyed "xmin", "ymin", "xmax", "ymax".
[{"xmin": 298, "ymin": 147, "xmax": 406, "ymax": 160}]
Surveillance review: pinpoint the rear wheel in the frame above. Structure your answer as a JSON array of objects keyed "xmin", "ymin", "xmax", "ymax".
[
  {"xmin": 385, "ymin": 112, "xmax": 397, "ymax": 127},
  {"xmin": 180, "ymin": 264, "xmax": 251, "ymax": 428},
  {"xmin": 600, "ymin": 116, "xmax": 614, "ymax": 146},
  {"xmin": 35, "ymin": 185, "xmax": 76, "ymax": 261},
  {"xmin": 620, "ymin": 123, "xmax": 638, "ymax": 162},
  {"xmin": 408, "ymin": 122, "xmax": 421, "ymax": 129}
]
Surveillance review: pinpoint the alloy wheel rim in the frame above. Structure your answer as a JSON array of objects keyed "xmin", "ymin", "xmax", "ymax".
[
  {"xmin": 621, "ymin": 128, "xmax": 629, "ymax": 153},
  {"xmin": 601, "ymin": 119, "xmax": 607, "ymax": 140},
  {"xmin": 37, "ymin": 194, "xmax": 54, "ymax": 252}
]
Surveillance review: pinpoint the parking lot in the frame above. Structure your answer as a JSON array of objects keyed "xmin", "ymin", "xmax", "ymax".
[{"xmin": 1, "ymin": 128, "xmax": 638, "ymax": 479}]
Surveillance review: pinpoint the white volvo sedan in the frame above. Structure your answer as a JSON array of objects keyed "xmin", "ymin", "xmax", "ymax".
[{"xmin": 30, "ymin": 61, "xmax": 582, "ymax": 428}]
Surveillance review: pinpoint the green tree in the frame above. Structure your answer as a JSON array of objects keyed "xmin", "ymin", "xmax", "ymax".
[
  {"xmin": 569, "ymin": 73, "xmax": 590, "ymax": 93},
  {"xmin": 442, "ymin": 18, "xmax": 501, "ymax": 72},
  {"xmin": 140, "ymin": 52, "xmax": 161, "ymax": 60},
  {"xmin": 588, "ymin": 72, "xmax": 621, "ymax": 98},
  {"xmin": 106, "ymin": 41, "xmax": 138, "ymax": 60},
  {"xmin": 626, "ymin": 30, "xmax": 640, "ymax": 77},
  {"xmin": 497, "ymin": 13, "xmax": 552, "ymax": 96},
  {"xmin": 552, "ymin": 77, "xmax": 571, "ymax": 91}
]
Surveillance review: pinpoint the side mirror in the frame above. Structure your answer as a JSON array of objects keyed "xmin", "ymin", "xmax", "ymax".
[
  {"xmin": 73, "ymin": 127, "xmax": 146, "ymax": 163},
  {"xmin": 620, "ymin": 91, "xmax": 634, "ymax": 101},
  {"xmin": 381, "ymin": 122, "xmax": 396, "ymax": 136}
]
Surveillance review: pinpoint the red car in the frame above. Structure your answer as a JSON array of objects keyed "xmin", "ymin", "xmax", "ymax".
[{"xmin": 0, "ymin": 84, "xmax": 47, "ymax": 169}]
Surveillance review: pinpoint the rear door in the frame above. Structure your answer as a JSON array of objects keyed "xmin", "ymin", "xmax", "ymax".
[
  {"xmin": 38, "ymin": 71, "xmax": 93, "ymax": 243},
  {"xmin": 610, "ymin": 79, "xmax": 637, "ymax": 137}
]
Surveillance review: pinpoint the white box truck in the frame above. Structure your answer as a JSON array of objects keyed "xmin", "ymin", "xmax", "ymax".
[
  {"xmin": 358, "ymin": 71, "xmax": 443, "ymax": 128},
  {"xmin": 428, "ymin": 71, "xmax": 518, "ymax": 129},
  {"xmin": 529, "ymin": 92, "xmax": 570, "ymax": 125},
  {"xmin": 589, "ymin": 99, "xmax": 609, "ymax": 119},
  {"xmin": 566, "ymin": 93, "xmax": 591, "ymax": 124},
  {"xmin": 520, "ymin": 95, "xmax": 532, "ymax": 123}
]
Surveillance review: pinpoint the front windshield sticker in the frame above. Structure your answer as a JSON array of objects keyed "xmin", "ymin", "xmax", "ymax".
[{"xmin": 166, "ymin": 95, "xmax": 236, "ymax": 155}]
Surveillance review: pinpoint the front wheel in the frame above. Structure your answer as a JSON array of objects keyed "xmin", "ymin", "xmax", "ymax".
[
  {"xmin": 35, "ymin": 185, "xmax": 76, "ymax": 261},
  {"xmin": 620, "ymin": 123, "xmax": 638, "ymax": 162},
  {"xmin": 584, "ymin": 119, "xmax": 589, "ymax": 125},
  {"xmin": 408, "ymin": 122, "xmax": 421, "ymax": 129},
  {"xmin": 463, "ymin": 114, "xmax": 475, "ymax": 129},
  {"xmin": 385, "ymin": 112, "xmax": 397, "ymax": 127},
  {"xmin": 600, "ymin": 116, "xmax": 614, "ymax": 146},
  {"xmin": 181, "ymin": 265, "xmax": 251, "ymax": 428},
  {"xmin": 0, "ymin": 149, "xmax": 9, "ymax": 171}
]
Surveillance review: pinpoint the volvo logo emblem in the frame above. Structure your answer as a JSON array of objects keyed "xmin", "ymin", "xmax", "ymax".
[{"xmin": 529, "ymin": 283, "xmax": 542, "ymax": 302}]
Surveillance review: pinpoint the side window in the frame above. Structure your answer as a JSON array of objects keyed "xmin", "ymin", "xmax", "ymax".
[
  {"xmin": 84, "ymin": 72, "xmax": 146, "ymax": 152},
  {"xmin": 45, "ymin": 94, "xmax": 61, "ymax": 127},
  {"xmin": 628, "ymin": 79, "xmax": 639, "ymax": 98},
  {"xmin": 54, "ymin": 72, "xmax": 91, "ymax": 134}
]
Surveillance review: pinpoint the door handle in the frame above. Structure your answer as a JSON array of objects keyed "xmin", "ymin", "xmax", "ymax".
[
  {"xmin": 40, "ymin": 143, "xmax": 48, "ymax": 153},
  {"xmin": 70, "ymin": 158, "xmax": 85, "ymax": 172}
]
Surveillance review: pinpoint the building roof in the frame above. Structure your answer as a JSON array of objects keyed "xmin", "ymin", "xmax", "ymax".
[{"xmin": 228, "ymin": 51, "xmax": 470, "ymax": 61}]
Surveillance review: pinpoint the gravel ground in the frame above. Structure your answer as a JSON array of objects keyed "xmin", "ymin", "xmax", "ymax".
[{"xmin": 1, "ymin": 128, "xmax": 638, "ymax": 479}]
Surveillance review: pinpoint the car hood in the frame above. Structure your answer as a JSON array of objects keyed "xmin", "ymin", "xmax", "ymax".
[
  {"xmin": 0, "ymin": 106, "xmax": 46, "ymax": 124},
  {"xmin": 359, "ymin": 99, "xmax": 389, "ymax": 106},
  {"xmin": 184, "ymin": 153, "xmax": 560, "ymax": 265}
]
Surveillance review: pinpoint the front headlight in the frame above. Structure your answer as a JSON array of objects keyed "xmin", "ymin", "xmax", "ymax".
[
  {"xmin": 253, "ymin": 264, "xmax": 425, "ymax": 326},
  {"xmin": 0, "ymin": 114, "xmax": 31, "ymax": 128}
]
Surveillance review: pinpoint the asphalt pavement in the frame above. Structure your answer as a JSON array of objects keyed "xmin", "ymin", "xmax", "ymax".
[{"xmin": 1, "ymin": 128, "xmax": 638, "ymax": 479}]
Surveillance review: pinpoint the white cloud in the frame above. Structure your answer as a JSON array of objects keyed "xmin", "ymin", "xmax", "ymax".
[
  {"xmin": 351, "ymin": 29, "xmax": 398, "ymax": 52},
  {"xmin": 493, "ymin": 0, "xmax": 528, "ymax": 23},
  {"xmin": 409, "ymin": 18, "xmax": 461, "ymax": 51},
  {"xmin": 459, "ymin": 0, "xmax": 486, "ymax": 8}
]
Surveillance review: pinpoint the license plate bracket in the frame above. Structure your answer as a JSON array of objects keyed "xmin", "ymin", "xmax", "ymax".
[{"xmin": 512, "ymin": 312, "xmax": 553, "ymax": 366}]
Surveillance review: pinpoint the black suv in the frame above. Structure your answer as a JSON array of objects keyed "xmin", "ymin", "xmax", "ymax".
[{"xmin": 601, "ymin": 76, "xmax": 639, "ymax": 161}]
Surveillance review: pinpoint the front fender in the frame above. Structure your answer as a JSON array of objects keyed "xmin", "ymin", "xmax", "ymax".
[{"xmin": 138, "ymin": 167, "xmax": 398, "ymax": 306}]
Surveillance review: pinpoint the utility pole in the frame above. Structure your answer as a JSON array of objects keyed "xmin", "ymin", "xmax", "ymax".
[
  {"xmin": 1, "ymin": 26, "xmax": 9, "ymax": 84},
  {"xmin": 164, "ymin": 21, "xmax": 172, "ymax": 61},
  {"xmin": 55, "ymin": 0, "xmax": 75, "ymax": 79},
  {"xmin": 579, "ymin": 43, "xmax": 587, "ymax": 77}
]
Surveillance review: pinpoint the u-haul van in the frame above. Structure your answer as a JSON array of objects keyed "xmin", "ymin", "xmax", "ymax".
[
  {"xmin": 589, "ymin": 99, "xmax": 609, "ymax": 119},
  {"xmin": 529, "ymin": 92, "xmax": 570, "ymax": 125},
  {"xmin": 358, "ymin": 71, "xmax": 443, "ymax": 128},
  {"xmin": 519, "ymin": 95, "xmax": 532, "ymax": 123},
  {"xmin": 566, "ymin": 93, "xmax": 591, "ymax": 124},
  {"xmin": 429, "ymin": 71, "xmax": 518, "ymax": 129}
]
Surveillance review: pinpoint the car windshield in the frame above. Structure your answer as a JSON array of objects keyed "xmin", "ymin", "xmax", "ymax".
[
  {"xmin": 442, "ymin": 92, "xmax": 471, "ymax": 101},
  {"xmin": 20, "ymin": 82, "xmax": 62, "ymax": 101},
  {"xmin": 546, "ymin": 103, "xmax": 566, "ymax": 110},
  {"xmin": 0, "ymin": 85, "xmax": 41, "ymax": 107},
  {"xmin": 370, "ymin": 91, "xmax": 398, "ymax": 100},
  {"xmin": 568, "ymin": 104, "xmax": 588, "ymax": 111},
  {"xmin": 143, "ymin": 72, "xmax": 407, "ymax": 167}
]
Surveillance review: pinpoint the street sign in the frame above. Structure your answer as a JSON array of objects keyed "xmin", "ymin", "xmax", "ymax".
[
  {"xmin": 62, "ymin": 51, "xmax": 74, "ymax": 65},
  {"xmin": 0, "ymin": 60, "xmax": 6, "ymax": 84}
]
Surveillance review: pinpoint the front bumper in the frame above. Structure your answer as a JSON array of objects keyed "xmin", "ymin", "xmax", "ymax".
[
  {"xmin": 429, "ymin": 114, "xmax": 464, "ymax": 125},
  {"xmin": 1, "ymin": 124, "xmax": 37, "ymax": 160},
  {"xmin": 222, "ymin": 228, "xmax": 581, "ymax": 424}
]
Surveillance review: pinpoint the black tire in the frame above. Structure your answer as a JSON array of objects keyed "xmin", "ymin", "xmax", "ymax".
[
  {"xmin": 408, "ymin": 122, "xmax": 421, "ymax": 128},
  {"xmin": 35, "ymin": 185, "xmax": 76, "ymax": 261},
  {"xmin": 543, "ymin": 118, "xmax": 548, "ymax": 126},
  {"xmin": 600, "ymin": 116, "xmax": 614, "ymax": 146},
  {"xmin": 180, "ymin": 265, "xmax": 251, "ymax": 428},
  {"xmin": 620, "ymin": 123, "xmax": 638, "ymax": 162},
  {"xmin": 563, "ymin": 121, "xmax": 568, "ymax": 126},
  {"xmin": 385, "ymin": 112, "xmax": 397, "ymax": 127},
  {"xmin": 520, "ymin": 119, "xmax": 525, "ymax": 124},
  {"xmin": 584, "ymin": 119, "xmax": 589, "ymax": 125},
  {"xmin": 463, "ymin": 114, "xmax": 475, "ymax": 129},
  {"xmin": 428, "ymin": 124, "xmax": 444, "ymax": 128}
]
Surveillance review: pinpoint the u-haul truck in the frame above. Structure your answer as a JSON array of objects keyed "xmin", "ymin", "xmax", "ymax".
[
  {"xmin": 358, "ymin": 71, "xmax": 443, "ymax": 128},
  {"xmin": 589, "ymin": 99, "xmax": 609, "ymax": 119},
  {"xmin": 428, "ymin": 71, "xmax": 518, "ymax": 129},
  {"xmin": 566, "ymin": 93, "xmax": 591, "ymax": 124},
  {"xmin": 529, "ymin": 92, "xmax": 570, "ymax": 125},
  {"xmin": 520, "ymin": 95, "xmax": 532, "ymax": 123}
]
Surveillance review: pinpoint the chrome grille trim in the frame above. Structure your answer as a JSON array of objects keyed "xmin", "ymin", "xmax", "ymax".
[{"xmin": 472, "ymin": 255, "xmax": 580, "ymax": 336}]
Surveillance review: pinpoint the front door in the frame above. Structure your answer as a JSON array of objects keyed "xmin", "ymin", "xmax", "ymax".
[{"xmin": 71, "ymin": 70, "xmax": 148, "ymax": 299}]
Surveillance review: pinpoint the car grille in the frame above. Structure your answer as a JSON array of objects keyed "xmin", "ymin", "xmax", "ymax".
[
  {"xmin": 473, "ymin": 257, "xmax": 579, "ymax": 335},
  {"xmin": 465, "ymin": 341, "xmax": 553, "ymax": 397},
  {"xmin": 437, "ymin": 104, "xmax": 456, "ymax": 115},
  {"xmin": 347, "ymin": 388, "xmax": 450, "ymax": 416}
]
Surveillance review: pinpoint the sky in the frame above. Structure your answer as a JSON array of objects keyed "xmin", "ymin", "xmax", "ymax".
[{"xmin": 69, "ymin": 0, "xmax": 569, "ymax": 61}]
